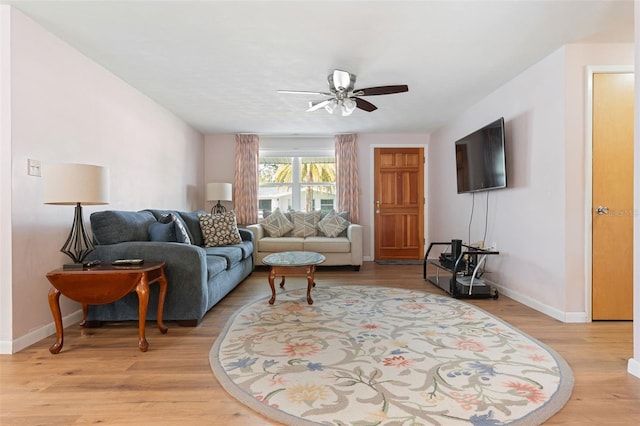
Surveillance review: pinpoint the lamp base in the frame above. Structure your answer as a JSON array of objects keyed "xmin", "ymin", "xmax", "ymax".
[{"xmin": 211, "ymin": 201, "xmax": 227, "ymax": 215}]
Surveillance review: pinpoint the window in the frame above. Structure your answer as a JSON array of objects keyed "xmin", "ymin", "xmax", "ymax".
[{"xmin": 259, "ymin": 156, "xmax": 336, "ymax": 213}]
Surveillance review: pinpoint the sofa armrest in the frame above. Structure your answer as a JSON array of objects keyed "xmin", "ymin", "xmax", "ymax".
[
  {"xmin": 246, "ymin": 224, "xmax": 263, "ymax": 265},
  {"xmin": 347, "ymin": 224, "xmax": 363, "ymax": 266},
  {"xmin": 89, "ymin": 241, "xmax": 209, "ymax": 317},
  {"xmin": 239, "ymin": 228, "xmax": 254, "ymax": 243}
]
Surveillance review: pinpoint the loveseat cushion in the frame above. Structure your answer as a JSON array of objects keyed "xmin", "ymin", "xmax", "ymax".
[
  {"xmin": 303, "ymin": 236, "xmax": 351, "ymax": 253},
  {"xmin": 258, "ymin": 237, "xmax": 304, "ymax": 252},
  {"xmin": 91, "ymin": 210, "xmax": 156, "ymax": 245}
]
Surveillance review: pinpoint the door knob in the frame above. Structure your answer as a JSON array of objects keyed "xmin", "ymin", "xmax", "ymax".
[
  {"xmin": 596, "ymin": 205, "xmax": 609, "ymax": 215},
  {"xmin": 375, "ymin": 200, "xmax": 380, "ymax": 214}
]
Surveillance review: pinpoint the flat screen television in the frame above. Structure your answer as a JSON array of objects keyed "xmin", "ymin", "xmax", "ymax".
[{"xmin": 455, "ymin": 117, "xmax": 507, "ymax": 194}]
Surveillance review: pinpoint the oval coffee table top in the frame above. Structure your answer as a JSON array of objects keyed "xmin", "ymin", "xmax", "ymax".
[{"xmin": 263, "ymin": 251, "xmax": 326, "ymax": 267}]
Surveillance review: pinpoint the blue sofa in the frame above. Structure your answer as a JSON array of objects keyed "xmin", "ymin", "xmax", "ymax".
[{"xmin": 85, "ymin": 209, "xmax": 254, "ymax": 326}]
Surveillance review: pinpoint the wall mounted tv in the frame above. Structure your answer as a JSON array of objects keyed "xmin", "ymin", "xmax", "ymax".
[{"xmin": 455, "ymin": 117, "xmax": 507, "ymax": 194}]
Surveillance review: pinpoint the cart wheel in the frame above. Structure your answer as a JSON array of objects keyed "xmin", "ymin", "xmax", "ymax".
[{"xmin": 493, "ymin": 290, "xmax": 499, "ymax": 300}]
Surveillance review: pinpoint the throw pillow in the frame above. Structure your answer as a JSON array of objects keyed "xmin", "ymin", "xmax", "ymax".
[
  {"xmin": 291, "ymin": 210, "xmax": 321, "ymax": 237},
  {"xmin": 259, "ymin": 207, "xmax": 294, "ymax": 237},
  {"xmin": 317, "ymin": 209, "xmax": 350, "ymax": 238},
  {"xmin": 161, "ymin": 213, "xmax": 191, "ymax": 244},
  {"xmin": 198, "ymin": 211, "xmax": 243, "ymax": 247},
  {"xmin": 148, "ymin": 221, "xmax": 177, "ymax": 242}
]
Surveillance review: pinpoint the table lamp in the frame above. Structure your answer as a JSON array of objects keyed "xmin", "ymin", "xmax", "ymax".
[
  {"xmin": 43, "ymin": 163, "xmax": 109, "ymax": 269},
  {"xmin": 206, "ymin": 182, "xmax": 232, "ymax": 215}
]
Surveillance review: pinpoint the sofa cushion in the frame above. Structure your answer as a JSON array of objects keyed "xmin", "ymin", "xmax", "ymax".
[
  {"xmin": 205, "ymin": 254, "xmax": 228, "ymax": 278},
  {"xmin": 258, "ymin": 237, "xmax": 304, "ymax": 252},
  {"xmin": 317, "ymin": 210, "xmax": 350, "ymax": 237},
  {"xmin": 90, "ymin": 210, "xmax": 156, "ymax": 245},
  {"xmin": 199, "ymin": 212, "xmax": 243, "ymax": 247},
  {"xmin": 205, "ymin": 246, "xmax": 244, "ymax": 269},
  {"xmin": 259, "ymin": 207, "xmax": 294, "ymax": 237},
  {"xmin": 291, "ymin": 210, "xmax": 321, "ymax": 237},
  {"xmin": 303, "ymin": 236, "xmax": 351, "ymax": 253}
]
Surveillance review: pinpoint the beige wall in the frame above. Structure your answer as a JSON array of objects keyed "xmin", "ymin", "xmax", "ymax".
[{"xmin": 1, "ymin": 8, "xmax": 204, "ymax": 353}]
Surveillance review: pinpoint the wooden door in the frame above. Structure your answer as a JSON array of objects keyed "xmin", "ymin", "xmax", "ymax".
[
  {"xmin": 374, "ymin": 148, "xmax": 424, "ymax": 260},
  {"xmin": 592, "ymin": 72, "xmax": 634, "ymax": 320}
]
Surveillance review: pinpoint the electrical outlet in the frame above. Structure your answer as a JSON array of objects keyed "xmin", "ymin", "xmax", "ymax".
[
  {"xmin": 489, "ymin": 242, "xmax": 497, "ymax": 251},
  {"xmin": 28, "ymin": 159, "xmax": 41, "ymax": 177}
]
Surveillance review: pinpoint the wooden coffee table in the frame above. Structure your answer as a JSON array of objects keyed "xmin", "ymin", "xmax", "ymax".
[
  {"xmin": 263, "ymin": 251, "xmax": 326, "ymax": 305},
  {"xmin": 45, "ymin": 261, "xmax": 168, "ymax": 354}
]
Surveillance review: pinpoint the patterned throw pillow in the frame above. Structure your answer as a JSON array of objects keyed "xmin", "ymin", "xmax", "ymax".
[
  {"xmin": 291, "ymin": 210, "xmax": 321, "ymax": 237},
  {"xmin": 198, "ymin": 211, "xmax": 243, "ymax": 247},
  {"xmin": 259, "ymin": 207, "xmax": 294, "ymax": 237},
  {"xmin": 317, "ymin": 209, "xmax": 350, "ymax": 238}
]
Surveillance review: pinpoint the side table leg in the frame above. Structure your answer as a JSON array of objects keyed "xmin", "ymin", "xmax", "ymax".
[
  {"xmin": 156, "ymin": 272, "xmax": 169, "ymax": 334},
  {"xmin": 268, "ymin": 268, "xmax": 276, "ymax": 304},
  {"xmin": 48, "ymin": 288, "xmax": 64, "ymax": 354},
  {"xmin": 79, "ymin": 304, "xmax": 88, "ymax": 327},
  {"xmin": 136, "ymin": 276, "xmax": 150, "ymax": 352}
]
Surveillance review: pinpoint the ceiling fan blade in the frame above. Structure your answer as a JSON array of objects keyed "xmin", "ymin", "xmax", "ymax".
[
  {"xmin": 353, "ymin": 85, "xmax": 409, "ymax": 96},
  {"xmin": 331, "ymin": 69, "xmax": 355, "ymax": 91},
  {"xmin": 354, "ymin": 97, "xmax": 377, "ymax": 112},
  {"xmin": 278, "ymin": 90, "xmax": 333, "ymax": 96},
  {"xmin": 306, "ymin": 99, "xmax": 333, "ymax": 112}
]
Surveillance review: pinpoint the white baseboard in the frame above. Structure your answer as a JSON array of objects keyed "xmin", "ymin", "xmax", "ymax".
[
  {"xmin": 492, "ymin": 283, "xmax": 588, "ymax": 323},
  {"xmin": 628, "ymin": 358, "xmax": 640, "ymax": 379},
  {"xmin": 0, "ymin": 309, "xmax": 83, "ymax": 354}
]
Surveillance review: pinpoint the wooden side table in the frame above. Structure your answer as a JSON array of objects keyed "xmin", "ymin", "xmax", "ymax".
[{"xmin": 45, "ymin": 262, "xmax": 168, "ymax": 354}]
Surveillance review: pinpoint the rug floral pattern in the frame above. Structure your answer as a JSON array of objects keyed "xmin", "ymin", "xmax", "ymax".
[{"xmin": 210, "ymin": 286, "xmax": 573, "ymax": 425}]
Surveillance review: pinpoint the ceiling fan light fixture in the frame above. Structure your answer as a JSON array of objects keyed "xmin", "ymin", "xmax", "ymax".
[
  {"xmin": 325, "ymin": 99, "xmax": 337, "ymax": 114},
  {"xmin": 341, "ymin": 98, "xmax": 357, "ymax": 116}
]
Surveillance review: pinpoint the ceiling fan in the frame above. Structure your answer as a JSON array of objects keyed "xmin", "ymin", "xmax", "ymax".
[{"xmin": 278, "ymin": 69, "xmax": 408, "ymax": 116}]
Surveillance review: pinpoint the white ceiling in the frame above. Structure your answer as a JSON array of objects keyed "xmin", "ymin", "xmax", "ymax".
[{"xmin": 8, "ymin": 0, "xmax": 635, "ymax": 135}]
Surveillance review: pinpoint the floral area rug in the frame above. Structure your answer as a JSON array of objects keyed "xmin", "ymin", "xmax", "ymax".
[{"xmin": 209, "ymin": 286, "xmax": 573, "ymax": 425}]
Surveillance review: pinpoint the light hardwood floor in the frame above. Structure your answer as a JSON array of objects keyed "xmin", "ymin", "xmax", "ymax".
[{"xmin": 1, "ymin": 262, "xmax": 638, "ymax": 425}]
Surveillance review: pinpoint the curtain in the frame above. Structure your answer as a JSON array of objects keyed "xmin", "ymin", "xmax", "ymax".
[
  {"xmin": 234, "ymin": 134, "xmax": 259, "ymax": 225},
  {"xmin": 335, "ymin": 133, "xmax": 359, "ymax": 224}
]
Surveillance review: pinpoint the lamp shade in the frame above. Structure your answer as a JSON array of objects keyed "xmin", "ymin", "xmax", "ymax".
[
  {"xmin": 206, "ymin": 182, "xmax": 232, "ymax": 202},
  {"xmin": 43, "ymin": 163, "xmax": 109, "ymax": 205}
]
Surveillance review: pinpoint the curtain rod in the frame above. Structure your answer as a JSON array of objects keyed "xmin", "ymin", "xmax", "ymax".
[{"xmin": 236, "ymin": 133, "xmax": 355, "ymax": 138}]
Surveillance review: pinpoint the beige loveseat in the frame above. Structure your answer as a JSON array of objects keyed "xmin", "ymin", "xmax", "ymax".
[{"xmin": 246, "ymin": 209, "xmax": 363, "ymax": 270}]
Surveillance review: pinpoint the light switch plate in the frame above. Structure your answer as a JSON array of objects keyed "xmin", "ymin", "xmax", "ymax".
[{"xmin": 28, "ymin": 159, "xmax": 41, "ymax": 177}]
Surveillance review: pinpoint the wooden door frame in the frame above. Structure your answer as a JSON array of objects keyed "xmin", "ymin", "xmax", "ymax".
[
  {"xmin": 584, "ymin": 65, "xmax": 634, "ymax": 321},
  {"xmin": 369, "ymin": 144, "xmax": 429, "ymax": 261}
]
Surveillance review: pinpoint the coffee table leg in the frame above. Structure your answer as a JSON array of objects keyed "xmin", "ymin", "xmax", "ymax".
[
  {"xmin": 268, "ymin": 268, "xmax": 277, "ymax": 304},
  {"xmin": 48, "ymin": 288, "xmax": 64, "ymax": 354},
  {"xmin": 136, "ymin": 276, "xmax": 150, "ymax": 352},
  {"xmin": 306, "ymin": 266, "xmax": 314, "ymax": 305}
]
